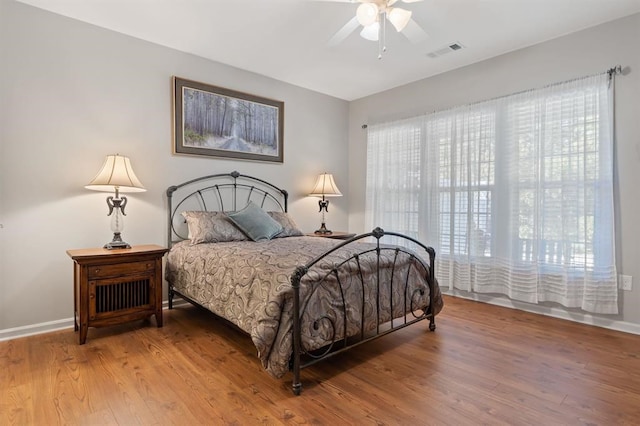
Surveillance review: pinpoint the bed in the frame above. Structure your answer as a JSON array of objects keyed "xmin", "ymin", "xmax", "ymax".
[{"xmin": 165, "ymin": 171, "xmax": 443, "ymax": 394}]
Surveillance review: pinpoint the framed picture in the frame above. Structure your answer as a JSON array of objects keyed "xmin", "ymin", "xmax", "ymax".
[{"xmin": 173, "ymin": 77, "xmax": 284, "ymax": 163}]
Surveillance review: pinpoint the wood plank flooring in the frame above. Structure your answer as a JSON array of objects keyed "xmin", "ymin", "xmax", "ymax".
[{"xmin": 2, "ymin": 295, "xmax": 640, "ymax": 425}]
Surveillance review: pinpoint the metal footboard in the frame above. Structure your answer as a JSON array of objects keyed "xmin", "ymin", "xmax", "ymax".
[{"xmin": 290, "ymin": 227, "xmax": 436, "ymax": 395}]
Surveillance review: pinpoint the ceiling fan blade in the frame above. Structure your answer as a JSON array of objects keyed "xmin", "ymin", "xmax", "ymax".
[
  {"xmin": 401, "ymin": 0, "xmax": 424, "ymax": 3},
  {"xmin": 401, "ymin": 18, "xmax": 429, "ymax": 43},
  {"xmin": 328, "ymin": 16, "xmax": 360, "ymax": 46}
]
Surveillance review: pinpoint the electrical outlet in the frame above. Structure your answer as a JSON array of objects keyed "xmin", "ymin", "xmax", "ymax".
[{"xmin": 620, "ymin": 275, "xmax": 633, "ymax": 291}]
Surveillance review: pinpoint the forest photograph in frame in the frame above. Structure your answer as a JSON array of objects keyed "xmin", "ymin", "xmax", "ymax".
[{"xmin": 173, "ymin": 77, "xmax": 284, "ymax": 163}]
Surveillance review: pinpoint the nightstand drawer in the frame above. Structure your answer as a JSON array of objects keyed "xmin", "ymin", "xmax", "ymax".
[{"xmin": 88, "ymin": 260, "xmax": 154, "ymax": 279}]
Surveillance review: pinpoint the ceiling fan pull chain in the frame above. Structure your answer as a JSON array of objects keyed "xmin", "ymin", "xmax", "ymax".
[
  {"xmin": 383, "ymin": 11, "xmax": 387, "ymax": 53},
  {"xmin": 377, "ymin": 10, "xmax": 384, "ymax": 59},
  {"xmin": 378, "ymin": 19, "xmax": 382, "ymax": 59}
]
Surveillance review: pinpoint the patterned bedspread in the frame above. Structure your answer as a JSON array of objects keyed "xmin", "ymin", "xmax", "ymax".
[{"xmin": 165, "ymin": 236, "xmax": 443, "ymax": 378}]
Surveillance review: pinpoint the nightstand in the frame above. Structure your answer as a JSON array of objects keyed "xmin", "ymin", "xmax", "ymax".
[
  {"xmin": 66, "ymin": 244, "xmax": 168, "ymax": 344},
  {"xmin": 305, "ymin": 231, "xmax": 356, "ymax": 240}
]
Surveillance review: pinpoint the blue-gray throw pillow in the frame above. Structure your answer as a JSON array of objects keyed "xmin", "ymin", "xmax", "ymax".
[{"xmin": 228, "ymin": 201, "xmax": 283, "ymax": 241}]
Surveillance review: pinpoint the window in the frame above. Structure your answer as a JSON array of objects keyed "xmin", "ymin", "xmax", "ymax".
[
  {"xmin": 432, "ymin": 109, "xmax": 495, "ymax": 258},
  {"xmin": 366, "ymin": 73, "xmax": 617, "ymax": 314}
]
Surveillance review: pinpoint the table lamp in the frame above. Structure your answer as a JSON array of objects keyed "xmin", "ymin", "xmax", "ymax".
[
  {"xmin": 309, "ymin": 172, "xmax": 342, "ymax": 235},
  {"xmin": 85, "ymin": 154, "xmax": 146, "ymax": 249}
]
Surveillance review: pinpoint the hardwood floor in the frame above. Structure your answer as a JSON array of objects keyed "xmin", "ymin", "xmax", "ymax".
[{"xmin": 2, "ymin": 295, "xmax": 640, "ymax": 425}]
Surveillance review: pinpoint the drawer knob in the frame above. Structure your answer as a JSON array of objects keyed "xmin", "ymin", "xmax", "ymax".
[{"xmin": 95, "ymin": 268, "xmax": 100, "ymax": 274}]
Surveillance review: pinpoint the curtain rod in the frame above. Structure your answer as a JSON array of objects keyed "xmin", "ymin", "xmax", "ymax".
[
  {"xmin": 363, "ymin": 64, "xmax": 624, "ymax": 129},
  {"xmin": 607, "ymin": 65, "xmax": 622, "ymax": 78}
]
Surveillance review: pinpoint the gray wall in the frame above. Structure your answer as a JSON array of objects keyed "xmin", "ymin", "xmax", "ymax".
[
  {"xmin": 0, "ymin": 1, "xmax": 349, "ymax": 334},
  {"xmin": 2, "ymin": 0, "xmax": 639, "ymax": 336},
  {"xmin": 348, "ymin": 13, "xmax": 640, "ymax": 329}
]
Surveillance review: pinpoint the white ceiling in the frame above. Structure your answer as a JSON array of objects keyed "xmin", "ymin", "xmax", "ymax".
[{"xmin": 15, "ymin": 0, "xmax": 640, "ymax": 101}]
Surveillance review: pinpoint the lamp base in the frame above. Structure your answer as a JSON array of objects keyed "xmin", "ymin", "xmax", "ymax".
[
  {"xmin": 104, "ymin": 232, "xmax": 131, "ymax": 250},
  {"xmin": 314, "ymin": 223, "xmax": 332, "ymax": 235}
]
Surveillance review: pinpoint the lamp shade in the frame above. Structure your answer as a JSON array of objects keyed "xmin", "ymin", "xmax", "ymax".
[
  {"xmin": 388, "ymin": 7, "xmax": 412, "ymax": 32},
  {"xmin": 85, "ymin": 154, "xmax": 146, "ymax": 193},
  {"xmin": 356, "ymin": 2, "xmax": 379, "ymax": 26},
  {"xmin": 309, "ymin": 173, "xmax": 343, "ymax": 197},
  {"xmin": 360, "ymin": 22, "xmax": 380, "ymax": 41}
]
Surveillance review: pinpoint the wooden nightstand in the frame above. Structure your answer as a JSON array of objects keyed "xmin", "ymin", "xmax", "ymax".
[
  {"xmin": 66, "ymin": 244, "xmax": 168, "ymax": 344},
  {"xmin": 305, "ymin": 231, "xmax": 356, "ymax": 240}
]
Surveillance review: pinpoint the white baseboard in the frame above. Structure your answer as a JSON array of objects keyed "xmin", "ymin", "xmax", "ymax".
[
  {"xmin": 444, "ymin": 290, "xmax": 640, "ymax": 335},
  {"xmin": 0, "ymin": 318, "xmax": 75, "ymax": 342},
  {"xmin": 0, "ymin": 300, "xmax": 190, "ymax": 342},
  {"xmin": 2, "ymin": 294, "xmax": 638, "ymax": 342}
]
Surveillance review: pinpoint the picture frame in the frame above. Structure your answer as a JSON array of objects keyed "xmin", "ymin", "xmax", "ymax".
[{"xmin": 173, "ymin": 77, "xmax": 284, "ymax": 163}]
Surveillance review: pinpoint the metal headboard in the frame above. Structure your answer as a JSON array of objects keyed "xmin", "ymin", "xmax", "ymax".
[{"xmin": 166, "ymin": 171, "xmax": 289, "ymax": 246}]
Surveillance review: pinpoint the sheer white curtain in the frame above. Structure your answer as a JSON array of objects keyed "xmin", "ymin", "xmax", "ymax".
[
  {"xmin": 366, "ymin": 118, "xmax": 422, "ymax": 241},
  {"xmin": 366, "ymin": 73, "xmax": 617, "ymax": 314}
]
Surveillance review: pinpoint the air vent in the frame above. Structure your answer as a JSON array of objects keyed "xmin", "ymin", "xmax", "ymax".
[{"xmin": 426, "ymin": 42, "xmax": 465, "ymax": 58}]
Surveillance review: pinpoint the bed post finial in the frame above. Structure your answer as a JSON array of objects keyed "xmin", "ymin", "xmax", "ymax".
[
  {"xmin": 230, "ymin": 171, "xmax": 240, "ymax": 179},
  {"xmin": 291, "ymin": 266, "xmax": 308, "ymax": 287},
  {"xmin": 372, "ymin": 227, "xmax": 385, "ymax": 239}
]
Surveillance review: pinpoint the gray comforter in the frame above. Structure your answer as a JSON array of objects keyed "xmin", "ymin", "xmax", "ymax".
[{"xmin": 165, "ymin": 236, "xmax": 442, "ymax": 378}]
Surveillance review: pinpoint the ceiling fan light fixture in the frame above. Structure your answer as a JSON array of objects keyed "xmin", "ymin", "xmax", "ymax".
[
  {"xmin": 360, "ymin": 22, "xmax": 380, "ymax": 41},
  {"xmin": 356, "ymin": 3, "xmax": 379, "ymax": 27},
  {"xmin": 387, "ymin": 7, "xmax": 412, "ymax": 32}
]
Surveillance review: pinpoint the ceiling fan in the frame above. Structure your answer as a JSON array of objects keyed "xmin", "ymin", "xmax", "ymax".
[{"xmin": 322, "ymin": 0, "xmax": 428, "ymax": 58}]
